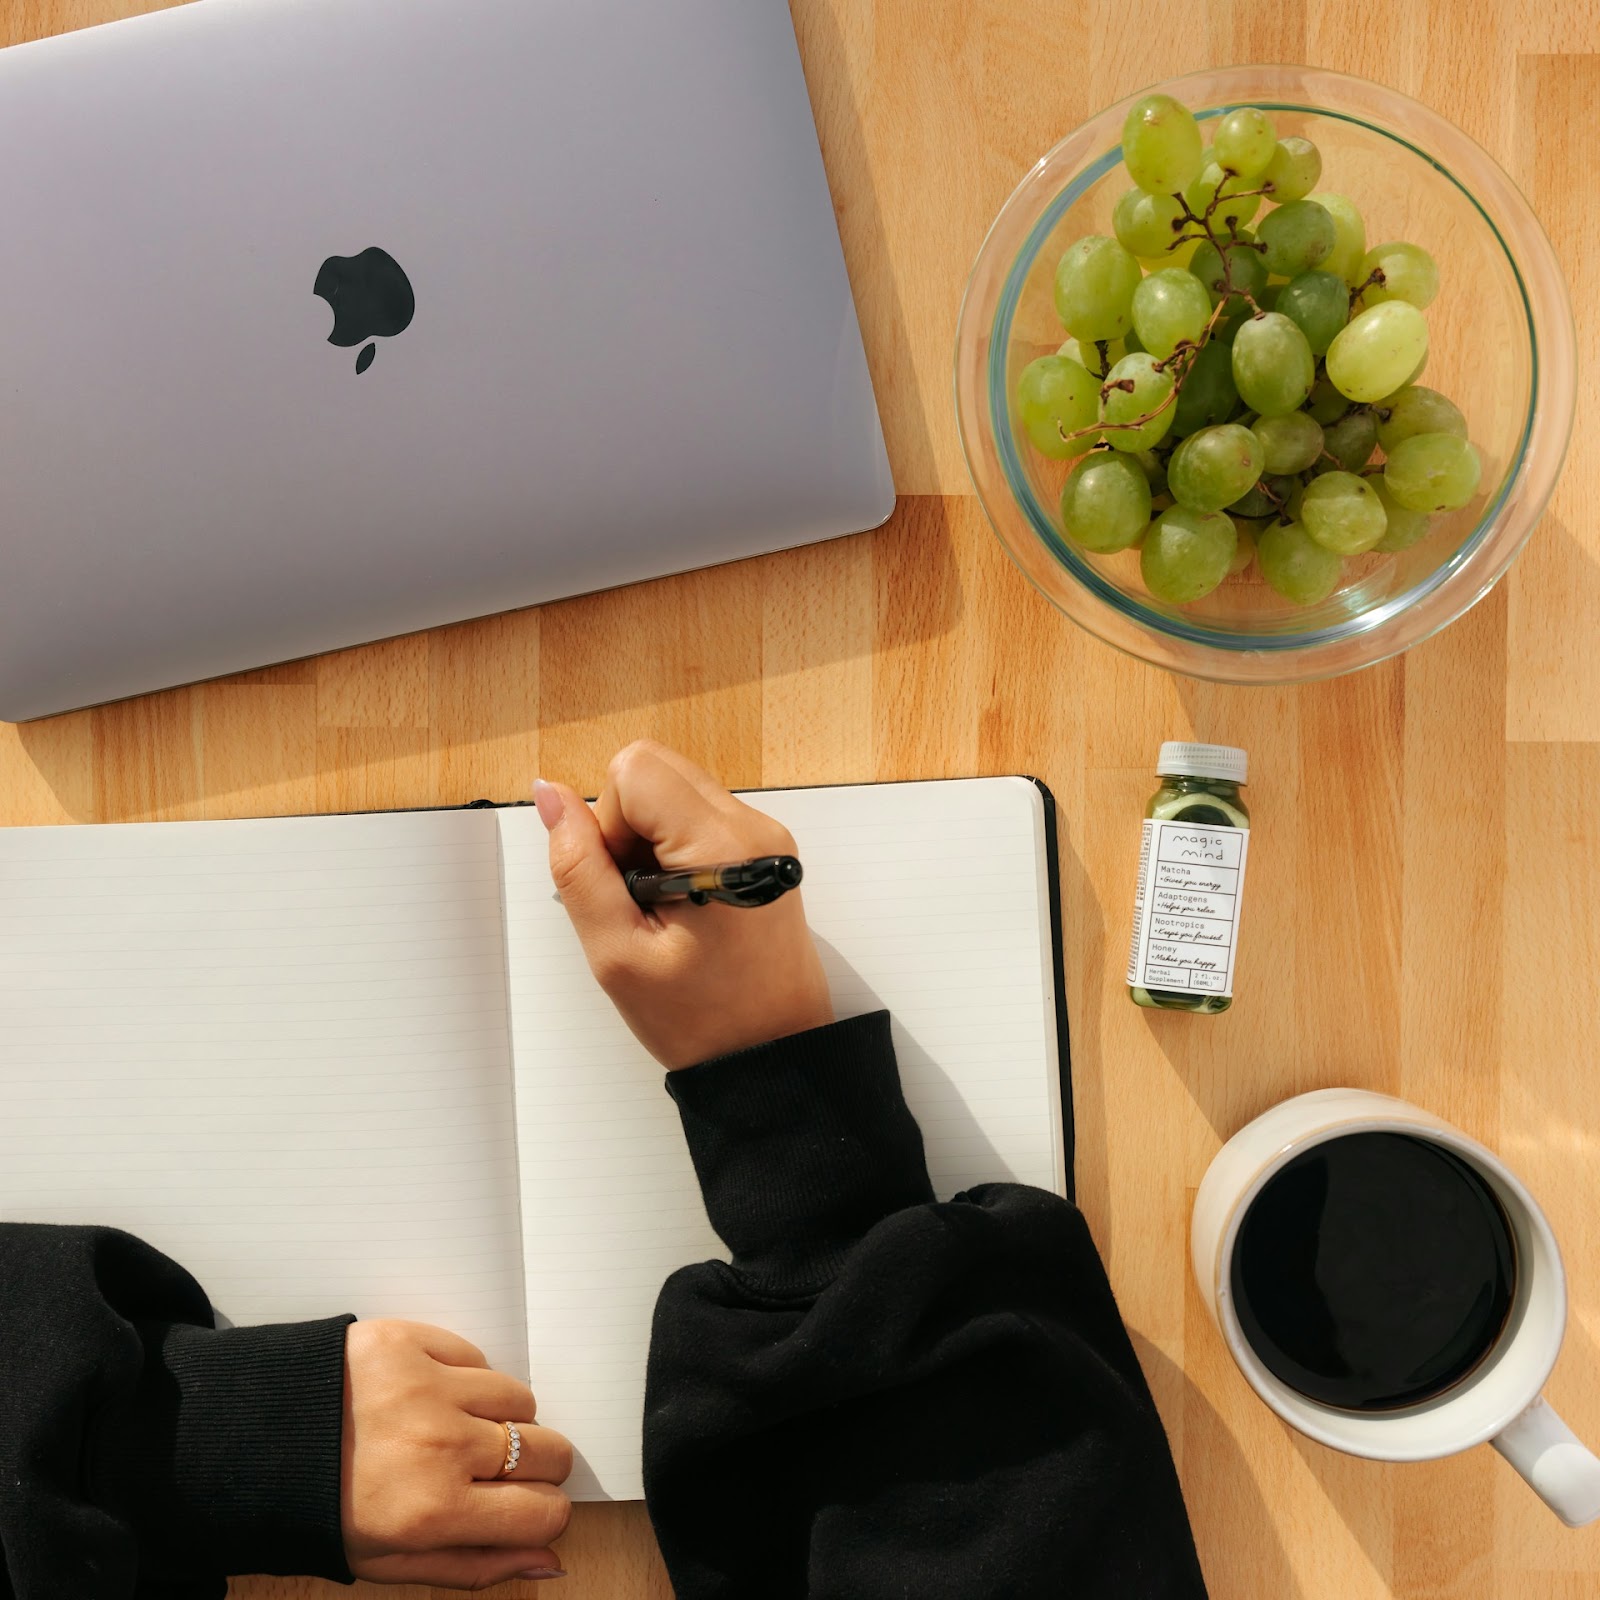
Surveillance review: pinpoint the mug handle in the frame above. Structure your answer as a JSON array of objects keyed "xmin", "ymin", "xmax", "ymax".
[{"xmin": 1493, "ymin": 1396, "xmax": 1600, "ymax": 1526}]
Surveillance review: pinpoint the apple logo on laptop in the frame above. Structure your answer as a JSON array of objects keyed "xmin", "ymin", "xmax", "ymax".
[{"xmin": 313, "ymin": 247, "xmax": 414, "ymax": 374}]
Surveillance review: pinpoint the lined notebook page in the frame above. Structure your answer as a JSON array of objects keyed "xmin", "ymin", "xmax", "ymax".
[
  {"xmin": 498, "ymin": 777, "xmax": 1064, "ymax": 1500},
  {"xmin": 0, "ymin": 810, "xmax": 530, "ymax": 1378}
]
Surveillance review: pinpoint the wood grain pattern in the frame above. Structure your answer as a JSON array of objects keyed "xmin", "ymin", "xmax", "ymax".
[{"xmin": 3, "ymin": 1, "xmax": 1599, "ymax": 1596}]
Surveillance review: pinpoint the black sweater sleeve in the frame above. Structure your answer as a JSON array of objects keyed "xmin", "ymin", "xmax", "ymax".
[
  {"xmin": 643, "ymin": 1011, "xmax": 1208, "ymax": 1600},
  {"xmin": 0, "ymin": 1223, "xmax": 353, "ymax": 1600}
]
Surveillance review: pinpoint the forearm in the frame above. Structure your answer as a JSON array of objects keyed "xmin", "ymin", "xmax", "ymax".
[
  {"xmin": 0, "ymin": 1224, "xmax": 352, "ymax": 1600},
  {"xmin": 643, "ymin": 1013, "xmax": 1207, "ymax": 1600}
]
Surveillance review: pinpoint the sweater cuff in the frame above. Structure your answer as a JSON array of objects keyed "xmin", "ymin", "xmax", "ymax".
[
  {"xmin": 96, "ymin": 1314, "xmax": 355, "ymax": 1584},
  {"xmin": 667, "ymin": 1010, "xmax": 934, "ymax": 1294}
]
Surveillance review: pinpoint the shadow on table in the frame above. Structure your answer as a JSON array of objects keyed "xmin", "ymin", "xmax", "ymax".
[
  {"xmin": 6, "ymin": 492, "xmax": 970, "ymax": 823},
  {"xmin": 1289, "ymin": 1308, "xmax": 1600, "ymax": 1580},
  {"xmin": 1054, "ymin": 829, "xmax": 1110, "ymax": 1235},
  {"xmin": 538, "ymin": 492, "xmax": 967, "ymax": 737},
  {"xmin": 8, "ymin": 669, "xmax": 325, "ymax": 825},
  {"xmin": 1132, "ymin": 1333, "xmax": 1304, "ymax": 1599},
  {"xmin": 1138, "ymin": 997, "xmax": 1302, "ymax": 1151}
]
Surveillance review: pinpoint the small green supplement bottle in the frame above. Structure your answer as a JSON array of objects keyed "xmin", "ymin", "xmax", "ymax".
[{"xmin": 1125, "ymin": 742, "xmax": 1250, "ymax": 1014}]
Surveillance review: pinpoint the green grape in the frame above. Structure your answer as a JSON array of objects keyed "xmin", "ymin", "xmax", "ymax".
[
  {"xmin": 1301, "ymin": 470, "xmax": 1387, "ymax": 555},
  {"xmin": 1258, "ymin": 519, "xmax": 1343, "ymax": 604},
  {"xmin": 1055, "ymin": 235, "xmax": 1143, "ymax": 341},
  {"xmin": 1133, "ymin": 448, "xmax": 1168, "ymax": 495},
  {"xmin": 1378, "ymin": 349, "xmax": 1429, "ymax": 395},
  {"xmin": 1254, "ymin": 410, "xmax": 1323, "ymax": 473},
  {"xmin": 1306, "ymin": 374, "xmax": 1351, "ymax": 426},
  {"xmin": 1123, "ymin": 325, "xmax": 1146, "ymax": 355},
  {"xmin": 1257, "ymin": 282, "xmax": 1281, "ymax": 311},
  {"xmin": 1213, "ymin": 107, "xmax": 1277, "ymax": 179},
  {"xmin": 1141, "ymin": 507, "xmax": 1237, "ymax": 602},
  {"xmin": 1132, "ymin": 268, "xmax": 1212, "ymax": 358},
  {"xmin": 1138, "ymin": 237, "xmax": 1201, "ymax": 274},
  {"xmin": 1228, "ymin": 518, "xmax": 1259, "ymax": 575},
  {"xmin": 1321, "ymin": 408, "xmax": 1379, "ymax": 472},
  {"xmin": 1374, "ymin": 384, "xmax": 1467, "ymax": 451},
  {"xmin": 1170, "ymin": 338, "xmax": 1239, "ymax": 436},
  {"xmin": 1325, "ymin": 301, "xmax": 1429, "ymax": 403},
  {"xmin": 1214, "ymin": 304, "xmax": 1250, "ymax": 345},
  {"xmin": 1231, "ymin": 311, "xmax": 1314, "ymax": 417},
  {"xmin": 1384, "ymin": 432, "xmax": 1483, "ymax": 512},
  {"xmin": 1060, "ymin": 452, "xmax": 1153, "ymax": 553},
  {"xmin": 1190, "ymin": 230, "xmax": 1268, "ymax": 305},
  {"xmin": 1372, "ymin": 480, "xmax": 1432, "ymax": 552},
  {"xmin": 1360, "ymin": 241, "xmax": 1440, "ymax": 309},
  {"xmin": 1228, "ymin": 476, "xmax": 1289, "ymax": 518},
  {"xmin": 1274, "ymin": 269, "xmax": 1347, "ymax": 356},
  {"xmin": 1262, "ymin": 136, "xmax": 1322, "ymax": 203},
  {"xmin": 1184, "ymin": 162, "xmax": 1261, "ymax": 231},
  {"xmin": 1309, "ymin": 193, "xmax": 1367, "ymax": 286},
  {"xmin": 1015, "ymin": 355, "xmax": 1100, "ymax": 459},
  {"xmin": 1256, "ymin": 200, "xmax": 1336, "ymax": 277},
  {"xmin": 1058, "ymin": 336, "xmax": 1126, "ymax": 379},
  {"xmin": 1122, "ymin": 94, "xmax": 1204, "ymax": 195},
  {"xmin": 1113, "ymin": 187, "xmax": 1189, "ymax": 258},
  {"xmin": 1168, "ymin": 423, "xmax": 1265, "ymax": 512},
  {"xmin": 1100, "ymin": 352, "xmax": 1176, "ymax": 452}
]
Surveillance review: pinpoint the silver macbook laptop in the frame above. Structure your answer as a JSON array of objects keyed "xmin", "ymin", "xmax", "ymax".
[{"xmin": 0, "ymin": 0, "xmax": 893, "ymax": 721}]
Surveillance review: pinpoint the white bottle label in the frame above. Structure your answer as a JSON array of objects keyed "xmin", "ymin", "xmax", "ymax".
[{"xmin": 1125, "ymin": 820, "xmax": 1250, "ymax": 998}]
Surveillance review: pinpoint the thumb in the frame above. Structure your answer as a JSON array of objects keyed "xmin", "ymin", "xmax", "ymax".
[{"xmin": 534, "ymin": 779, "xmax": 643, "ymax": 944}]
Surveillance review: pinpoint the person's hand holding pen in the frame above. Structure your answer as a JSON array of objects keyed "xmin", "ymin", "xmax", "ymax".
[{"xmin": 535, "ymin": 740, "xmax": 833, "ymax": 1069}]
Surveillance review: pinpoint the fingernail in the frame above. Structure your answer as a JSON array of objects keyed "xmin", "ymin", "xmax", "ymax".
[
  {"xmin": 533, "ymin": 779, "xmax": 565, "ymax": 830},
  {"xmin": 515, "ymin": 1569, "xmax": 566, "ymax": 1580}
]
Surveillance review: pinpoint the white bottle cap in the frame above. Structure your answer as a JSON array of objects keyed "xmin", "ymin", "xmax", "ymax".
[{"xmin": 1157, "ymin": 741, "xmax": 1248, "ymax": 785}]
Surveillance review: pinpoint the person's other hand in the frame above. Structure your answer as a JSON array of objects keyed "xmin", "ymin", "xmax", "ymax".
[
  {"xmin": 342, "ymin": 1319, "xmax": 572, "ymax": 1588},
  {"xmin": 536, "ymin": 740, "xmax": 834, "ymax": 1069}
]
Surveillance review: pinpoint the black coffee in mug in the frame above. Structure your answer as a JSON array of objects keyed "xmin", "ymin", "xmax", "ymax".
[{"xmin": 1231, "ymin": 1131, "xmax": 1517, "ymax": 1411}]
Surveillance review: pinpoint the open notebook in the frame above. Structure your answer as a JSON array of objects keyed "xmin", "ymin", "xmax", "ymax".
[{"xmin": 0, "ymin": 778, "xmax": 1068, "ymax": 1500}]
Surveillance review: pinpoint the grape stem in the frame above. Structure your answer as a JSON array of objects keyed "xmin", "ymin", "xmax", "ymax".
[
  {"xmin": 1172, "ymin": 184, "xmax": 1270, "ymax": 238},
  {"xmin": 1201, "ymin": 183, "xmax": 1275, "ymax": 237},
  {"xmin": 1349, "ymin": 267, "xmax": 1386, "ymax": 306},
  {"xmin": 1053, "ymin": 179, "xmax": 1268, "ymax": 449},
  {"xmin": 1055, "ymin": 373, "xmax": 1180, "ymax": 446}
]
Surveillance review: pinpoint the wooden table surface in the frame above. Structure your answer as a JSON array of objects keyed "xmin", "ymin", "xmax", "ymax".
[{"xmin": 6, "ymin": 1, "xmax": 1599, "ymax": 1597}]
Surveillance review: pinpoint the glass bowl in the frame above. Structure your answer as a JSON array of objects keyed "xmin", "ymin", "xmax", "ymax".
[{"xmin": 954, "ymin": 66, "xmax": 1576, "ymax": 684}]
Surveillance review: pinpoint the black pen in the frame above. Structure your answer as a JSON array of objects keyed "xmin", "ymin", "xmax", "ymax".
[{"xmin": 625, "ymin": 855, "xmax": 803, "ymax": 909}]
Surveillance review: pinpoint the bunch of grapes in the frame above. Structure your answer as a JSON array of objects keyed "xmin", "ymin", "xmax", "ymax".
[{"xmin": 1014, "ymin": 94, "xmax": 1482, "ymax": 607}]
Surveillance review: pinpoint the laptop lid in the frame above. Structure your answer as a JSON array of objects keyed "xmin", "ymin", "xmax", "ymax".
[{"xmin": 0, "ymin": 0, "xmax": 893, "ymax": 720}]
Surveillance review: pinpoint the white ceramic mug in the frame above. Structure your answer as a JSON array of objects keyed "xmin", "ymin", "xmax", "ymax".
[{"xmin": 1192, "ymin": 1088, "xmax": 1600, "ymax": 1526}]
